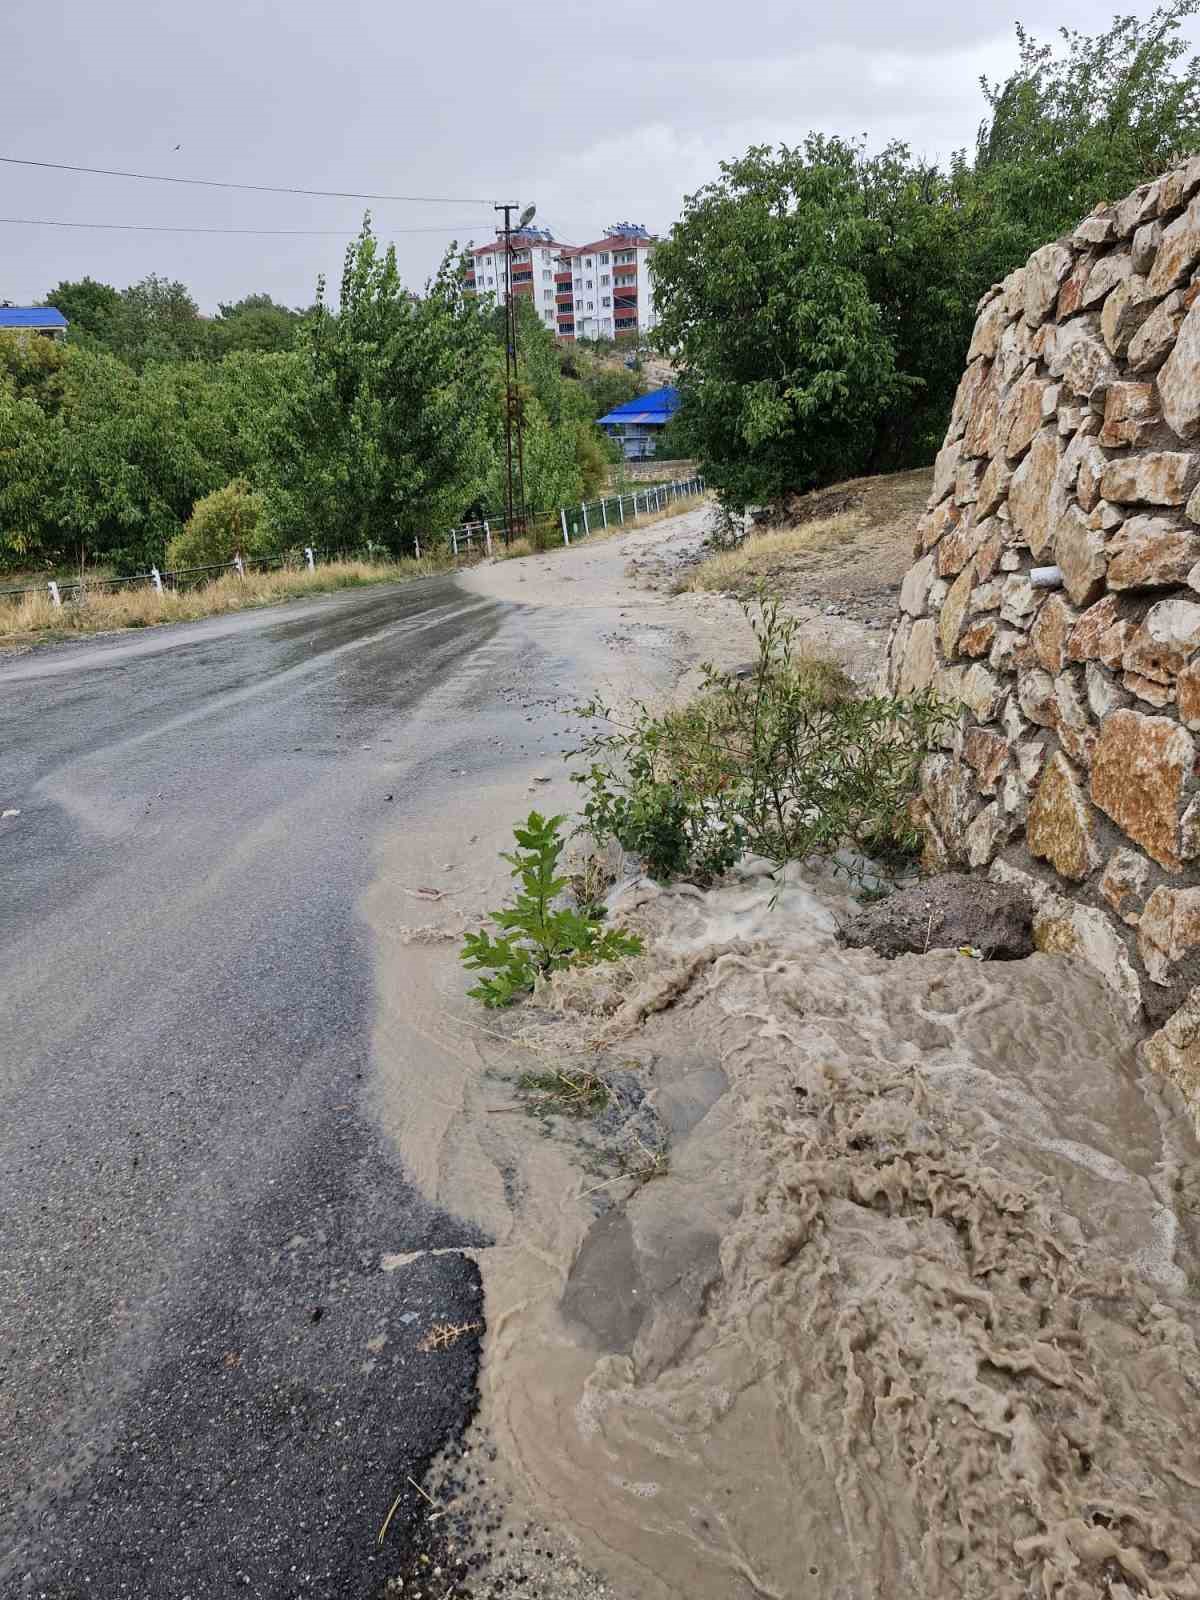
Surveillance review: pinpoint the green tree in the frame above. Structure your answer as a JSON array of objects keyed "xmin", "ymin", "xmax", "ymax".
[
  {"xmin": 213, "ymin": 294, "xmax": 305, "ymax": 356},
  {"xmin": 264, "ymin": 218, "xmax": 498, "ymax": 552},
  {"xmin": 653, "ymin": 138, "xmax": 910, "ymax": 509},
  {"xmin": 43, "ymin": 277, "xmax": 122, "ymax": 343}
]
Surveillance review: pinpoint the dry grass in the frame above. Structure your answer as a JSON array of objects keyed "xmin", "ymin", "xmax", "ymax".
[
  {"xmin": 682, "ymin": 510, "xmax": 865, "ymax": 593},
  {"xmin": 0, "ymin": 557, "xmax": 445, "ymax": 644}
]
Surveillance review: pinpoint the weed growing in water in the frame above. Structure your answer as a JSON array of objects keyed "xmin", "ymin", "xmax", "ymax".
[
  {"xmin": 517, "ymin": 1067, "xmax": 611, "ymax": 1117},
  {"xmin": 573, "ymin": 599, "xmax": 954, "ymax": 883},
  {"xmin": 461, "ymin": 812, "xmax": 642, "ymax": 1007}
]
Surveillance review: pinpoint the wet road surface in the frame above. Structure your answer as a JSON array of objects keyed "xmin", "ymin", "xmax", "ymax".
[{"xmin": 0, "ymin": 579, "xmax": 516, "ymax": 1597}]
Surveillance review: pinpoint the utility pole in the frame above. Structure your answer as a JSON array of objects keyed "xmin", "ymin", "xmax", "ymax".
[{"xmin": 495, "ymin": 202, "xmax": 535, "ymax": 545}]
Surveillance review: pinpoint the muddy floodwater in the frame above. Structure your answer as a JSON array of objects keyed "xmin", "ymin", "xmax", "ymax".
[{"xmin": 365, "ymin": 519, "xmax": 1200, "ymax": 1599}]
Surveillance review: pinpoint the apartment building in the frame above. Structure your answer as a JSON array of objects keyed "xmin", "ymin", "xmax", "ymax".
[
  {"xmin": 556, "ymin": 224, "xmax": 657, "ymax": 343},
  {"xmin": 465, "ymin": 222, "xmax": 659, "ymax": 343},
  {"xmin": 463, "ymin": 226, "xmax": 570, "ymax": 333}
]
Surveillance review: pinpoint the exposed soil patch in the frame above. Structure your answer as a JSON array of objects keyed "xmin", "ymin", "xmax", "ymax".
[{"xmin": 840, "ymin": 872, "xmax": 1036, "ymax": 960}]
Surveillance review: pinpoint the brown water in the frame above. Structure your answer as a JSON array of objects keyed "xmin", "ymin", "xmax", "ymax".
[{"xmin": 363, "ymin": 531, "xmax": 1200, "ymax": 1598}]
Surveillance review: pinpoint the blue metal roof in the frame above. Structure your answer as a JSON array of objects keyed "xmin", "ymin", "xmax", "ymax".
[
  {"xmin": 598, "ymin": 385, "xmax": 680, "ymax": 426},
  {"xmin": 0, "ymin": 307, "xmax": 68, "ymax": 329}
]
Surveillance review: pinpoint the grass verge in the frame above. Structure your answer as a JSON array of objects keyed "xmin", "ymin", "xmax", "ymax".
[
  {"xmin": 681, "ymin": 509, "xmax": 864, "ymax": 593},
  {"xmin": 0, "ymin": 557, "xmax": 446, "ymax": 646}
]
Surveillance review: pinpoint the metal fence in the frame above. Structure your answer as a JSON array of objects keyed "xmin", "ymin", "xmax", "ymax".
[{"xmin": 0, "ymin": 475, "xmax": 707, "ymax": 607}]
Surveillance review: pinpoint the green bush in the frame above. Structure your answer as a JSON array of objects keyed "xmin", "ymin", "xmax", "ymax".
[
  {"xmin": 461, "ymin": 812, "xmax": 642, "ymax": 1007},
  {"xmin": 574, "ymin": 600, "xmax": 953, "ymax": 882},
  {"xmin": 165, "ymin": 479, "xmax": 272, "ymax": 570}
]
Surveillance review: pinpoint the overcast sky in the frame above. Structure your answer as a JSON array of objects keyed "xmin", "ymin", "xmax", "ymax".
[{"xmin": 4, "ymin": 0, "xmax": 1195, "ymax": 313}]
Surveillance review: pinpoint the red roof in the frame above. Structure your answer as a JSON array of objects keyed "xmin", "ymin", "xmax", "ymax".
[
  {"xmin": 471, "ymin": 235, "xmax": 573, "ymax": 258},
  {"xmin": 572, "ymin": 233, "xmax": 656, "ymax": 256}
]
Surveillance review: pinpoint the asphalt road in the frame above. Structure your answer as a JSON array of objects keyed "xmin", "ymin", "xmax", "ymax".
[{"xmin": 0, "ymin": 579, "xmax": 531, "ymax": 1598}]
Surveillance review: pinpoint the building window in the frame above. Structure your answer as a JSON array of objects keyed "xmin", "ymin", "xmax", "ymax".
[
  {"xmin": 587, "ymin": 301, "xmax": 594, "ymax": 310},
  {"xmin": 585, "ymin": 257, "xmax": 593, "ymax": 266},
  {"xmin": 575, "ymin": 299, "xmax": 583, "ymax": 310},
  {"xmin": 602, "ymin": 296, "xmax": 611, "ymax": 307},
  {"xmin": 599, "ymin": 252, "xmax": 609, "ymax": 264},
  {"xmin": 600, "ymin": 274, "xmax": 610, "ymax": 286}
]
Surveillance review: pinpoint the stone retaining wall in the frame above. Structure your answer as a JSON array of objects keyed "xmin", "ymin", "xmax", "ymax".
[{"xmin": 885, "ymin": 161, "xmax": 1200, "ymax": 1123}]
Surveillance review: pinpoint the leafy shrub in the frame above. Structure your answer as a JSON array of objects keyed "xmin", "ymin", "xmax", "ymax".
[
  {"xmin": 574, "ymin": 600, "xmax": 953, "ymax": 882},
  {"xmin": 461, "ymin": 812, "xmax": 642, "ymax": 1007},
  {"xmin": 165, "ymin": 479, "xmax": 272, "ymax": 570}
]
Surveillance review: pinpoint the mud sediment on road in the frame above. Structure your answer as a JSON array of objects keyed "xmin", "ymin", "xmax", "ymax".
[{"xmin": 366, "ymin": 511, "xmax": 1200, "ymax": 1598}]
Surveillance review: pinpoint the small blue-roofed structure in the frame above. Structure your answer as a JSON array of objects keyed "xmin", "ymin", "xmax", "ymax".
[
  {"xmin": 0, "ymin": 307, "xmax": 68, "ymax": 340},
  {"xmin": 598, "ymin": 385, "xmax": 680, "ymax": 459}
]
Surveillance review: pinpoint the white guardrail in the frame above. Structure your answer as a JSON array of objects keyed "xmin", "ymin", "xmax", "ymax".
[{"xmin": 0, "ymin": 475, "xmax": 707, "ymax": 606}]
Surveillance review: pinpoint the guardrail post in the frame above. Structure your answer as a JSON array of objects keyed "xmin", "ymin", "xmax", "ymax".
[
  {"xmin": 47, "ymin": 580, "xmax": 62, "ymax": 608},
  {"xmin": 414, "ymin": 533, "xmax": 421, "ymax": 559},
  {"xmin": 451, "ymin": 529, "xmax": 459, "ymax": 559},
  {"xmin": 601, "ymin": 498, "xmax": 608, "ymax": 529},
  {"xmin": 304, "ymin": 546, "xmax": 315, "ymax": 571},
  {"xmin": 618, "ymin": 495, "xmax": 625, "ymax": 525},
  {"xmin": 233, "ymin": 555, "xmax": 245, "ymax": 578},
  {"xmin": 150, "ymin": 566, "xmax": 164, "ymax": 595},
  {"xmin": 484, "ymin": 519, "xmax": 492, "ymax": 557},
  {"xmin": 582, "ymin": 502, "xmax": 589, "ymax": 536},
  {"xmin": 561, "ymin": 508, "xmax": 569, "ymax": 545}
]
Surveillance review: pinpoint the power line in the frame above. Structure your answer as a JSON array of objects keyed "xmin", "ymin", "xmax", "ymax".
[
  {"xmin": 0, "ymin": 215, "xmax": 488, "ymax": 237},
  {"xmin": 0, "ymin": 155, "xmax": 494, "ymax": 207}
]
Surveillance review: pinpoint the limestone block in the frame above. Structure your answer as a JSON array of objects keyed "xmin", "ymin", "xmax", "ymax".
[
  {"xmin": 1030, "ymin": 593, "xmax": 1079, "ymax": 674},
  {"xmin": 1098, "ymin": 619, "xmax": 1135, "ymax": 669},
  {"xmin": 896, "ymin": 618, "xmax": 938, "ymax": 695},
  {"xmin": 1127, "ymin": 290, "xmax": 1186, "ymax": 374},
  {"xmin": 1118, "ymin": 187, "xmax": 1159, "ymax": 238},
  {"xmin": 1024, "ymin": 242, "xmax": 1074, "ymax": 325},
  {"xmin": 1099, "ymin": 451, "xmax": 1200, "ymax": 505},
  {"xmin": 920, "ymin": 753, "xmax": 977, "ymax": 862},
  {"xmin": 965, "ymin": 802, "xmax": 1012, "ymax": 868},
  {"xmin": 1139, "ymin": 988, "xmax": 1200, "ymax": 1137},
  {"xmin": 954, "ymin": 457, "xmax": 987, "ymax": 506},
  {"xmin": 920, "ymin": 496, "xmax": 960, "ymax": 552},
  {"xmin": 963, "ymin": 364, "xmax": 1004, "ymax": 458},
  {"xmin": 1091, "ymin": 709, "xmax": 1195, "ymax": 869},
  {"xmin": 1121, "ymin": 597, "xmax": 1200, "ymax": 683},
  {"xmin": 1138, "ymin": 886, "xmax": 1200, "ymax": 984},
  {"xmin": 963, "ymin": 727, "xmax": 1008, "ymax": 794},
  {"xmin": 1124, "ymin": 671, "xmax": 1174, "ymax": 708},
  {"xmin": 1047, "ymin": 315, "xmax": 1119, "ymax": 402},
  {"xmin": 1056, "ymin": 251, "xmax": 1095, "ymax": 319},
  {"xmin": 959, "ymin": 617, "xmax": 998, "ymax": 658},
  {"xmin": 1183, "ymin": 796, "xmax": 1200, "ymax": 860},
  {"xmin": 1157, "ymin": 302, "xmax": 1200, "ymax": 437},
  {"xmin": 999, "ymin": 374, "xmax": 1050, "ymax": 460},
  {"xmin": 947, "ymin": 358, "xmax": 991, "ymax": 443},
  {"xmin": 1007, "ymin": 428, "xmax": 1063, "ymax": 556},
  {"xmin": 1099, "ymin": 274, "xmax": 1154, "ymax": 356},
  {"xmin": 1087, "ymin": 500, "xmax": 1125, "ymax": 532},
  {"xmin": 1131, "ymin": 219, "xmax": 1163, "ymax": 272},
  {"xmin": 1100, "ymin": 848, "xmax": 1149, "ymax": 923},
  {"xmin": 967, "ymin": 295, "xmax": 1012, "ymax": 362},
  {"xmin": 1055, "ymin": 504, "xmax": 1108, "ymax": 607},
  {"xmin": 1082, "ymin": 252, "xmax": 1133, "ymax": 310},
  {"xmin": 1107, "ymin": 516, "xmax": 1200, "ymax": 589},
  {"xmin": 976, "ymin": 455, "xmax": 1013, "ymax": 520},
  {"xmin": 1066, "ymin": 594, "xmax": 1121, "ymax": 661},
  {"xmin": 1000, "ymin": 574, "xmax": 1044, "ymax": 627},
  {"xmin": 1098, "ymin": 380, "xmax": 1160, "ymax": 446},
  {"xmin": 1028, "ymin": 751, "xmax": 1101, "ymax": 880},
  {"xmin": 996, "ymin": 320, "xmax": 1035, "ymax": 388},
  {"xmin": 989, "ymin": 628, "xmax": 1025, "ymax": 672},
  {"xmin": 899, "ymin": 552, "xmax": 936, "ymax": 616},
  {"xmin": 1073, "ymin": 209, "xmax": 1117, "ymax": 247},
  {"xmin": 1085, "ymin": 660, "xmax": 1132, "ymax": 720},
  {"xmin": 1148, "ymin": 195, "xmax": 1200, "ymax": 293},
  {"xmin": 930, "ymin": 438, "xmax": 961, "ymax": 504},
  {"xmin": 1075, "ymin": 442, "xmax": 1109, "ymax": 510},
  {"xmin": 937, "ymin": 512, "xmax": 988, "ymax": 578},
  {"xmin": 958, "ymin": 663, "xmax": 1003, "ymax": 722},
  {"xmin": 1029, "ymin": 894, "xmax": 1144, "ymax": 1022},
  {"xmin": 940, "ymin": 564, "xmax": 975, "ymax": 657},
  {"xmin": 1179, "ymin": 659, "xmax": 1200, "ymax": 729},
  {"xmin": 1018, "ymin": 667, "xmax": 1058, "ymax": 728}
]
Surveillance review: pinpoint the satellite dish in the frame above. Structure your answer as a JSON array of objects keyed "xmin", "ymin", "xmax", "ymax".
[{"xmin": 518, "ymin": 204, "xmax": 537, "ymax": 229}]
